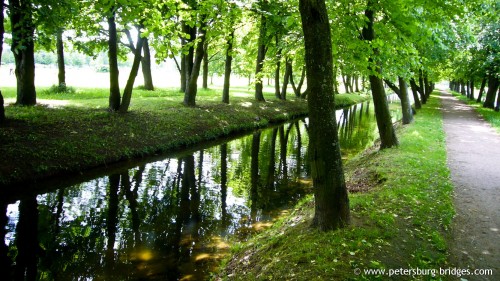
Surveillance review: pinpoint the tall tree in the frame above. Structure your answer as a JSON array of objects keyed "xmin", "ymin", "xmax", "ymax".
[
  {"xmin": 299, "ymin": 0, "xmax": 350, "ymax": 231},
  {"xmin": 141, "ymin": 38, "xmax": 154, "ymax": 90},
  {"xmin": 56, "ymin": 30, "xmax": 66, "ymax": 86},
  {"xmin": 254, "ymin": 0, "xmax": 269, "ymax": 102},
  {"xmin": 107, "ymin": 9, "xmax": 121, "ymax": 111},
  {"xmin": 361, "ymin": 1, "xmax": 398, "ymax": 149},
  {"xmin": 9, "ymin": 0, "xmax": 37, "ymax": 105}
]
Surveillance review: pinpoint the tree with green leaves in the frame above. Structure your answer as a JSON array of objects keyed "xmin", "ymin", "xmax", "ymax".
[
  {"xmin": 361, "ymin": 0, "xmax": 398, "ymax": 149},
  {"xmin": 299, "ymin": 0, "xmax": 350, "ymax": 231}
]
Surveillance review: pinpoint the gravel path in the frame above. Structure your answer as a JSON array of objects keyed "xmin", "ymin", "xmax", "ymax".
[{"xmin": 441, "ymin": 91, "xmax": 499, "ymax": 280}]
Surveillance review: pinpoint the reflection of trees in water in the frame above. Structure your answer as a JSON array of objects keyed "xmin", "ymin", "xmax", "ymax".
[
  {"xmin": 14, "ymin": 197, "xmax": 39, "ymax": 281},
  {"xmin": 3, "ymin": 118, "xmax": 316, "ymax": 280},
  {"xmin": 0, "ymin": 201, "xmax": 10, "ymax": 278},
  {"xmin": 337, "ymin": 102, "xmax": 377, "ymax": 158}
]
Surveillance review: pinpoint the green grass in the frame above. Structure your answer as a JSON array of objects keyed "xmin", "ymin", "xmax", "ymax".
[
  {"xmin": 0, "ymin": 86, "xmax": 368, "ymax": 187},
  {"xmin": 216, "ymin": 93, "xmax": 454, "ymax": 280},
  {"xmin": 450, "ymin": 91, "xmax": 500, "ymax": 132}
]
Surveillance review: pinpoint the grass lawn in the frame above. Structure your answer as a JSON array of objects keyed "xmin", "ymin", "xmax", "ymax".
[
  {"xmin": 0, "ymin": 85, "xmax": 369, "ymax": 188},
  {"xmin": 216, "ymin": 93, "xmax": 454, "ymax": 280}
]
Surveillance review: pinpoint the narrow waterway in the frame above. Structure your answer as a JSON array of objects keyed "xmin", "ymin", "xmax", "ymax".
[{"xmin": 0, "ymin": 101, "xmax": 400, "ymax": 280}]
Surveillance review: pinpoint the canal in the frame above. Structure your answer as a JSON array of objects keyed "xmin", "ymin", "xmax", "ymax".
[{"xmin": 1, "ymin": 101, "xmax": 400, "ymax": 280}]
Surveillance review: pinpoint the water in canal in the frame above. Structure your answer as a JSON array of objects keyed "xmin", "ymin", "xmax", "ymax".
[{"xmin": 0, "ymin": 101, "xmax": 399, "ymax": 280}]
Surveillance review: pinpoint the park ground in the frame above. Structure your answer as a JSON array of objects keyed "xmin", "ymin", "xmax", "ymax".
[
  {"xmin": 216, "ymin": 90, "xmax": 499, "ymax": 280},
  {"xmin": 0, "ymin": 78, "xmax": 368, "ymax": 190}
]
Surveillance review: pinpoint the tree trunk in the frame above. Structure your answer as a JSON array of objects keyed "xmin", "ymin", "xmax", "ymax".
[
  {"xmin": 180, "ymin": 55, "xmax": 186, "ymax": 92},
  {"xmin": 409, "ymin": 78, "xmax": 422, "ymax": 109},
  {"xmin": 476, "ymin": 77, "xmax": 486, "ymax": 103},
  {"xmin": 182, "ymin": 22, "xmax": 196, "ymax": 93},
  {"xmin": 255, "ymin": 12, "xmax": 267, "ymax": 102},
  {"xmin": 56, "ymin": 29, "xmax": 66, "ymax": 87},
  {"xmin": 141, "ymin": 38, "xmax": 154, "ymax": 90},
  {"xmin": 460, "ymin": 81, "xmax": 466, "ymax": 96},
  {"xmin": 202, "ymin": 42, "xmax": 208, "ymax": 89},
  {"xmin": 385, "ymin": 78, "xmax": 413, "ymax": 124},
  {"xmin": 398, "ymin": 77, "xmax": 413, "ymax": 124},
  {"xmin": 362, "ymin": 4, "xmax": 398, "ymax": 149},
  {"xmin": 418, "ymin": 71, "xmax": 427, "ymax": 104},
  {"xmin": 280, "ymin": 58, "xmax": 292, "ymax": 100},
  {"xmin": 222, "ymin": 30, "xmax": 234, "ymax": 104},
  {"xmin": 291, "ymin": 66, "xmax": 306, "ymax": 98},
  {"xmin": 483, "ymin": 76, "xmax": 499, "ymax": 109},
  {"xmin": 299, "ymin": 0, "xmax": 350, "ymax": 231},
  {"xmin": 275, "ymin": 36, "xmax": 282, "ymax": 99},
  {"xmin": 107, "ymin": 11, "xmax": 121, "ymax": 111},
  {"xmin": 354, "ymin": 75, "xmax": 360, "ymax": 92},
  {"xmin": 424, "ymin": 74, "xmax": 432, "ymax": 99},
  {"xmin": 10, "ymin": 0, "xmax": 36, "ymax": 106},
  {"xmin": 119, "ymin": 28, "xmax": 145, "ymax": 113},
  {"xmin": 184, "ymin": 20, "xmax": 206, "ymax": 107}
]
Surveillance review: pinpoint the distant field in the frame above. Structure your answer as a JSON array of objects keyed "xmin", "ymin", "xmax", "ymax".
[{"xmin": 0, "ymin": 63, "xmax": 253, "ymax": 89}]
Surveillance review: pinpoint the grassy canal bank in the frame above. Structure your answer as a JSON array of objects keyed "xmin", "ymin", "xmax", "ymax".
[
  {"xmin": 0, "ymin": 86, "xmax": 368, "ymax": 188},
  {"xmin": 216, "ymin": 93, "xmax": 455, "ymax": 280}
]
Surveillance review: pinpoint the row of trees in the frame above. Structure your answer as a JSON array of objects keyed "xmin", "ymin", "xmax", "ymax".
[
  {"xmin": 1, "ymin": 0, "xmax": 496, "ymax": 230},
  {"xmin": 447, "ymin": 2, "xmax": 499, "ymax": 111},
  {"xmin": 2, "ymin": 1, "xmax": 490, "ymax": 109}
]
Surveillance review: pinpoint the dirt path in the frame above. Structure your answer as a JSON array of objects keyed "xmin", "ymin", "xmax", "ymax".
[{"xmin": 441, "ymin": 91, "xmax": 499, "ymax": 280}]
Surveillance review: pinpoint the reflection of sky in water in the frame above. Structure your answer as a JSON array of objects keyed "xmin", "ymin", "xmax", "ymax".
[{"xmin": 3, "ymin": 100, "xmax": 397, "ymax": 280}]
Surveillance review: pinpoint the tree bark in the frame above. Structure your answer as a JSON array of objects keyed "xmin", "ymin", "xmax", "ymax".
[
  {"xmin": 141, "ymin": 38, "xmax": 154, "ymax": 90},
  {"xmin": 418, "ymin": 71, "xmax": 427, "ymax": 104},
  {"xmin": 476, "ymin": 77, "xmax": 486, "ymax": 103},
  {"xmin": 107, "ymin": 11, "xmax": 121, "ymax": 111},
  {"xmin": 409, "ymin": 78, "xmax": 422, "ymax": 109},
  {"xmin": 398, "ymin": 77, "xmax": 413, "ymax": 124},
  {"xmin": 362, "ymin": 3, "xmax": 398, "ymax": 149},
  {"xmin": 290, "ymin": 66, "xmax": 306, "ymax": 98},
  {"xmin": 384, "ymin": 78, "xmax": 412, "ymax": 124},
  {"xmin": 299, "ymin": 0, "xmax": 350, "ymax": 231},
  {"xmin": 183, "ymin": 19, "xmax": 207, "ymax": 107},
  {"xmin": 0, "ymin": 93, "xmax": 4, "ymax": 124},
  {"xmin": 255, "ymin": 11, "xmax": 267, "ymax": 102},
  {"xmin": 222, "ymin": 30, "xmax": 234, "ymax": 104},
  {"xmin": 56, "ymin": 29, "xmax": 66, "ymax": 87},
  {"xmin": 119, "ymin": 28, "xmax": 145, "ymax": 113},
  {"xmin": 483, "ymin": 76, "xmax": 499, "ymax": 109},
  {"xmin": 280, "ymin": 58, "xmax": 292, "ymax": 100},
  {"xmin": 10, "ymin": 0, "xmax": 36, "ymax": 106},
  {"xmin": 181, "ymin": 22, "xmax": 196, "ymax": 93},
  {"xmin": 202, "ymin": 42, "xmax": 208, "ymax": 89},
  {"xmin": 274, "ymin": 35, "xmax": 282, "ymax": 99}
]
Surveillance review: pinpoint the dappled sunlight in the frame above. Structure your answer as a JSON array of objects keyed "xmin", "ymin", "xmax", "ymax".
[
  {"xmin": 194, "ymin": 253, "xmax": 212, "ymax": 262},
  {"xmin": 252, "ymin": 221, "xmax": 273, "ymax": 231},
  {"xmin": 410, "ymin": 130, "xmax": 423, "ymax": 140},
  {"xmin": 239, "ymin": 101, "xmax": 253, "ymax": 107},
  {"xmin": 233, "ymin": 92, "xmax": 252, "ymax": 98}
]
